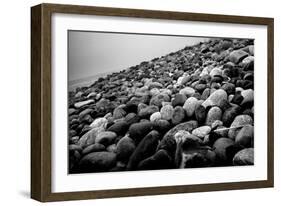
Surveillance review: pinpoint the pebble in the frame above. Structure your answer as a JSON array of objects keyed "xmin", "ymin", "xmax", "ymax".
[
  {"xmin": 192, "ymin": 126, "xmax": 211, "ymax": 139},
  {"xmin": 150, "ymin": 112, "xmax": 162, "ymax": 122},
  {"xmin": 95, "ymin": 131, "xmax": 117, "ymax": 146},
  {"xmin": 179, "ymin": 87, "xmax": 196, "ymax": 97},
  {"xmin": 205, "ymin": 106, "xmax": 222, "ymax": 126},
  {"xmin": 228, "ymin": 115, "xmax": 253, "ymax": 139},
  {"xmin": 74, "ymin": 99, "xmax": 94, "ymax": 108},
  {"xmin": 172, "ymin": 106, "xmax": 186, "ymax": 125},
  {"xmin": 202, "ymin": 89, "xmax": 228, "ymax": 109},
  {"xmin": 116, "ymin": 136, "xmax": 136, "ymax": 162}
]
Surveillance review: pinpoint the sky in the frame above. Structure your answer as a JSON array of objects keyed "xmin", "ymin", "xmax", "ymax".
[{"xmin": 68, "ymin": 31, "xmax": 209, "ymax": 81}]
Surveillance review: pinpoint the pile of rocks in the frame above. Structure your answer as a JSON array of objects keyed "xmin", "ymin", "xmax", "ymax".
[{"xmin": 68, "ymin": 38, "xmax": 254, "ymax": 173}]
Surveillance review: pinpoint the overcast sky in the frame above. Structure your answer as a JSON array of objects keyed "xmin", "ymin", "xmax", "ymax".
[{"xmin": 68, "ymin": 31, "xmax": 209, "ymax": 81}]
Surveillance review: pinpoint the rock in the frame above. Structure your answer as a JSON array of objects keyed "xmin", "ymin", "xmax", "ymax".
[
  {"xmin": 106, "ymin": 144, "xmax": 117, "ymax": 153},
  {"xmin": 235, "ymin": 125, "xmax": 254, "ymax": 148},
  {"xmin": 74, "ymin": 99, "xmax": 94, "ymax": 108},
  {"xmin": 69, "ymin": 108, "xmax": 76, "ymax": 116},
  {"xmin": 228, "ymin": 49, "xmax": 248, "ymax": 64},
  {"xmin": 240, "ymin": 89, "xmax": 254, "ymax": 107},
  {"xmin": 116, "ymin": 136, "xmax": 136, "ymax": 162},
  {"xmin": 138, "ymin": 105, "xmax": 159, "ymax": 119},
  {"xmin": 127, "ymin": 130, "xmax": 160, "ymax": 170},
  {"xmin": 205, "ymin": 106, "xmax": 222, "ymax": 126},
  {"xmin": 124, "ymin": 113, "xmax": 140, "ymax": 125},
  {"xmin": 177, "ymin": 75, "xmax": 190, "ymax": 85},
  {"xmin": 79, "ymin": 151, "xmax": 117, "ymax": 172},
  {"xmin": 69, "ymin": 144, "xmax": 83, "ymax": 153},
  {"xmin": 113, "ymin": 106, "xmax": 127, "ymax": 119},
  {"xmin": 172, "ymin": 94, "xmax": 187, "ymax": 107},
  {"xmin": 150, "ymin": 112, "xmax": 162, "ymax": 122},
  {"xmin": 233, "ymin": 148, "xmax": 254, "ymax": 165},
  {"xmin": 231, "ymin": 92, "xmax": 244, "ymax": 105},
  {"xmin": 210, "ymin": 67, "xmax": 222, "ymax": 78},
  {"xmin": 128, "ymin": 122, "xmax": 154, "ymax": 144},
  {"xmin": 78, "ymin": 127, "xmax": 104, "ymax": 148},
  {"xmin": 157, "ymin": 121, "xmax": 198, "ymax": 157},
  {"xmin": 90, "ymin": 117, "xmax": 108, "ymax": 129},
  {"xmin": 201, "ymin": 88, "xmax": 211, "ymax": 100},
  {"xmin": 78, "ymin": 108, "xmax": 93, "ymax": 118},
  {"xmin": 160, "ymin": 104, "xmax": 174, "ymax": 120},
  {"xmin": 221, "ymin": 83, "xmax": 236, "ymax": 95},
  {"xmin": 241, "ymin": 56, "xmax": 254, "ymax": 67},
  {"xmin": 147, "ymin": 81, "xmax": 163, "ymax": 89},
  {"xmin": 192, "ymin": 126, "xmax": 211, "ymax": 139},
  {"xmin": 75, "ymin": 91, "xmax": 83, "ymax": 98},
  {"xmin": 82, "ymin": 143, "xmax": 105, "ymax": 155},
  {"xmin": 222, "ymin": 105, "xmax": 241, "ymax": 126},
  {"xmin": 194, "ymin": 84, "xmax": 207, "ymax": 93},
  {"xmin": 213, "ymin": 138, "xmax": 235, "ymax": 163},
  {"xmin": 95, "ymin": 131, "xmax": 117, "ymax": 146},
  {"xmin": 87, "ymin": 92, "xmax": 97, "ymax": 99},
  {"xmin": 149, "ymin": 93, "xmax": 170, "ymax": 107},
  {"xmin": 228, "ymin": 115, "xmax": 253, "ymax": 139},
  {"xmin": 172, "ymin": 106, "xmax": 186, "ymax": 125},
  {"xmin": 183, "ymin": 97, "xmax": 198, "ymax": 117},
  {"xmin": 211, "ymin": 120, "xmax": 224, "ymax": 129},
  {"xmin": 137, "ymin": 149, "xmax": 173, "ymax": 170},
  {"xmin": 107, "ymin": 121, "xmax": 129, "ymax": 136},
  {"xmin": 195, "ymin": 104, "xmax": 206, "ymax": 124},
  {"xmin": 149, "ymin": 88, "xmax": 160, "ymax": 96},
  {"xmin": 179, "ymin": 87, "xmax": 196, "ymax": 97},
  {"xmin": 248, "ymin": 45, "xmax": 254, "ymax": 55},
  {"xmin": 153, "ymin": 119, "xmax": 171, "ymax": 134},
  {"xmin": 202, "ymin": 89, "xmax": 228, "ymax": 109}
]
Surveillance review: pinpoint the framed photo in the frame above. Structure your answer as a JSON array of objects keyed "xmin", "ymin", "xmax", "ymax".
[{"xmin": 31, "ymin": 3, "xmax": 274, "ymax": 202}]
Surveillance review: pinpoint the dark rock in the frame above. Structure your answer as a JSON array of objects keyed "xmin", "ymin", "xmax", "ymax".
[
  {"xmin": 113, "ymin": 106, "xmax": 127, "ymax": 119},
  {"xmin": 213, "ymin": 138, "xmax": 235, "ymax": 165},
  {"xmin": 233, "ymin": 148, "xmax": 254, "ymax": 165},
  {"xmin": 82, "ymin": 143, "xmax": 105, "ymax": 155},
  {"xmin": 137, "ymin": 149, "xmax": 173, "ymax": 170},
  {"xmin": 157, "ymin": 121, "xmax": 198, "ymax": 157},
  {"xmin": 128, "ymin": 122, "xmax": 154, "ymax": 144},
  {"xmin": 124, "ymin": 113, "xmax": 140, "ymax": 125},
  {"xmin": 79, "ymin": 151, "xmax": 117, "ymax": 172},
  {"xmin": 172, "ymin": 93, "xmax": 187, "ymax": 107},
  {"xmin": 127, "ymin": 130, "xmax": 160, "ymax": 170},
  {"xmin": 107, "ymin": 121, "xmax": 129, "ymax": 136},
  {"xmin": 221, "ymin": 83, "xmax": 236, "ymax": 95},
  {"xmin": 138, "ymin": 105, "xmax": 159, "ymax": 119},
  {"xmin": 231, "ymin": 91, "xmax": 244, "ymax": 105},
  {"xmin": 153, "ymin": 119, "xmax": 171, "ymax": 134},
  {"xmin": 116, "ymin": 136, "xmax": 136, "ymax": 162},
  {"xmin": 235, "ymin": 125, "xmax": 254, "ymax": 148},
  {"xmin": 195, "ymin": 104, "xmax": 206, "ymax": 124},
  {"xmin": 222, "ymin": 105, "xmax": 241, "ymax": 126},
  {"xmin": 95, "ymin": 131, "xmax": 117, "ymax": 146},
  {"xmin": 172, "ymin": 106, "xmax": 186, "ymax": 125}
]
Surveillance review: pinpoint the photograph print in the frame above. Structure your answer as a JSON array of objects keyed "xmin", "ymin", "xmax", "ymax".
[{"xmin": 68, "ymin": 31, "xmax": 254, "ymax": 174}]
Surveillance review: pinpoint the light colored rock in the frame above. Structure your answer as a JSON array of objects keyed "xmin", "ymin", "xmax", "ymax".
[
  {"xmin": 150, "ymin": 112, "xmax": 162, "ymax": 122},
  {"xmin": 205, "ymin": 106, "xmax": 222, "ymax": 126},
  {"xmin": 183, "ymin": 97, "xmax": 198, "ymax": 117},
  {"xmin": 179, "ymin": 87, "xmax": 196, "ymax": 97},
  {"xmin": 90, "ymin": 117, "xmax": 108, "ymax": 130},
  {"xmin": 95, "ymin": 131, "xmax": 117, "ymax": 146},
  {"xmin": 240, "ymin": 89, "xmax": 254, "ymax": 106},
  {"xmin": 74, "ymin": 99, "xmax": 94, "ymax": 108},
  {"xmin": 192, "ymin": 126, "xmax": 211, "ymax": 139},
  {"xmin": 202, "ymin": 89, "xmax": 228, "ymax": 109}
]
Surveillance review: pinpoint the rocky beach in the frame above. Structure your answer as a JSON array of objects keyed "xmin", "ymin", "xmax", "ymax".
[{"xmin": 68, "ymin": 38, "xmax": 254, "ymax": 173}]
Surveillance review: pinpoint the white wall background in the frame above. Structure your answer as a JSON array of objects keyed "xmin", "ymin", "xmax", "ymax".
[{"xmin": 0, "ymin": 0, "xmax": 279, "ymax": 205}]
